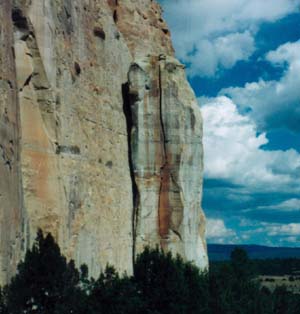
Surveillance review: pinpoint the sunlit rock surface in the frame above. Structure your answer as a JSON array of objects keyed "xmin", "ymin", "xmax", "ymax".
[
  {"xmin": 0, "ymin": 0, "xmax": 207, "ymax": 284},
  {"xmin": 127, "ymin": 56, "xmax": 207, "ymax": 268}
]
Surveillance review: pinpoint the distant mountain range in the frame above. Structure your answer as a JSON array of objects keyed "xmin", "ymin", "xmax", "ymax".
[{"xmin": 208, "ymin": 244, "xmax": 300, "ymax": 261}]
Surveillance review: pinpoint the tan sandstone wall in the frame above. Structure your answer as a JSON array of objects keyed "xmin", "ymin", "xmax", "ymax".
[
  {"xmin": 0, "ymin": 0, "xmax": 207, "ymax": 284},
  {"xmin": 127, "ymin": 56, "xmax": 207, "ymax": 268},
  {"xmin": 0, "ymin": 0, "xmax": 24, "ymax": 284}
]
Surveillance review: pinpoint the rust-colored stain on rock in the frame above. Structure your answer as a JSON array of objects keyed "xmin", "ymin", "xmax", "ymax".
[
  {"xmin": 158, "ymin": 161, "xmax": 171, "ymax": 240},
  {"xmin": 25, "ymin": 150, "xmax": 51, "ymax": 202}
]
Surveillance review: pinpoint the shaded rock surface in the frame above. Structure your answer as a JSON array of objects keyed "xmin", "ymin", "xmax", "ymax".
[{"xmin": 0, "ymin": 0, "xmax": 207, "ymax": 284}]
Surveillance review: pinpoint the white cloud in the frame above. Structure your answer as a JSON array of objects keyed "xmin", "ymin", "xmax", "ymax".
[
  {"xmin": 266, "ymin": 223, "xmax": 300, "ymax": 236},
  {"xmin": 187, "ymin": 31, "xmax": 255, "ymax": 77},
  {"xmin": 241, "ymin": 234, "xmax": 250, "ymax": 241},
  {"xmin": 283, "ymin": 236, "xmax": 298, "ymax": 243},
  {"xmin": 221, "ymin": 41, "xmax": 300, "ymax": 132},
  {"xmin": 238, "ymin": 222, "xmax": 300, "ymax": 246},
  {"xmin": 239, "ymin": 219, "xmax": 261, "ymax": 227},
  {"xmin": 237, "ymin": 0, "xmax": 300, "ymax": 21},
  {"xmin": 206, "ymin": 218, "xmax": 236, "ymax": 243},
  {"xmin": 243, "ymin": 221, "xmax": 300, "ymax": 237},
  {"xmin": 277, "ymin": 199, "xmax": 300, "ymax": 210},
  {"xmin": 266, "ymin": 40, "xmax": 300, "ymax": 64},
  {"xmin": 201, "ymin": 96, "xmax": 300, "ymax": 192},
  {"xmin": 215, "ymin": 32, "xmax": 255, "ymax": 68},
  {"xmin": 255, "ymin": 198, "xmax": 300, "ymax": 212},
  {"xmin": 161, "ymin": 0, "xmax": 300, "ymax": 76}
]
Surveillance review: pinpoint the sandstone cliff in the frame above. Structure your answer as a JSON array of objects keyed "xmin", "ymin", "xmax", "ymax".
[{"xmin": 0, "ymin": 0, "xmax": 207, "ymax": 284}]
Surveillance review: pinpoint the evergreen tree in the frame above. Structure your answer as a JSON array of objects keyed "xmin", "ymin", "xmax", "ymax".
[
  {"xmin": 183, "ymin": 261, "xmax": 209, "ymax": 314},
  {"xmin": 89, "ymin": 265, "xmax": 143, "ymax": 314},
  {"xmin": 5, "ymin": 230, "xmax": 88, "ymax": 314},
  {"xmin": 209, "ymin": 248, "xmax": 263, "ymax": 314},
  {"xmin": 2, "ymin": 233, "xmax": 300, "ymax": 314},
  {"xmin": 273, "ymin": 286, "xmax": 290, "ymax": 314},
  {"xmin": 230, "ymin": 247, "xmax": 255, "ymax": 281},
  {"xmin": 0, "ymin": 287, "xmax": 7, "ymax": 314},
  {"xmin": 134, "ymin": 247, "xmax": 209, "ymax": 314}
]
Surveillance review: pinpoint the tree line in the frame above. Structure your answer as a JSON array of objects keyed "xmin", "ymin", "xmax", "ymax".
[{"xmin": 0, "ymin": 230, "xmax": 299, "ymax": 314}]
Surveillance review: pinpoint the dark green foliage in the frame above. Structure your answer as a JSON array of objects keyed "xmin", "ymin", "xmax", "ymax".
[
  {"xmin": 134, "ymin": 247, "xmax": 188, "ymax": 314},
  {"xmin": 134, "ymin": 246, "xmax": 209, "ymax": 314},
  {"xmin": 89, "ymin": 266, "xmax": 143, "ymax": 314},
  {"xmin": 0, "ymin": 288, "xmax": 7, "ymax": 314},
  {"xmin": 273, "ymin": 286, "xmax": 290, "ymax": 314},
  {"xmin": 260, "ymin": 258, "xmax": 300, "ymax": 276},
  {"xmin": 209, "ymin": 248, "xmax": 263, "ymax": 314},
  {"xmin": 1, "ymin": 235, "xmax": 300, "ymax": 314},
  {"xmin": 3, "ymin": 230, "xmax": 88, "ymax": 314},
  {"xmin": 229, "ymin": 258, "xmax": 300, "ymax": 276},
  {"xmin": 209, "ymin": 248, "xmax": 300, "ymax": 314},
  {"xmin": 230, "ymin": 247, "xmax": 255, "ymax": 280}
]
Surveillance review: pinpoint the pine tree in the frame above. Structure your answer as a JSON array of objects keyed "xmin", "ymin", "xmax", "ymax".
[
  {"xmin": 89, "ymin": 265, "xmax": 143, "ymax": 314},
  {"xmin": 5, "ymin": 230, "xmax": 88, "ymax": 314},
  {"xmin": 0, "ymin": 287, "xmax": 7, "ymax": 314},
  {"xmin": 134, "ymin": 247, "xmax": 209, "ymax": 314}
]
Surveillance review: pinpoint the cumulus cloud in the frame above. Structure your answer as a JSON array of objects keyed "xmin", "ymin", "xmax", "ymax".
[
  {"xmin": 187, "ymin": 31, "xmax": 255, "ymax": 77},
  {"xmin": 206, "ymin": 218, "xmax": 237, "ymax": 243},
  {"xmin": 255, "ymin": 198, "xmax": 300, "ymax": 212},
  {"xmin": 201, "ymin": 96, "xmax": 300, "ymax": 192},
  {"xmin": 161, "ymin": 0, "xmax": 300, "ymax": 76},
  {"xmin": 237, "ymin": 221, "xmax": 300, "ymax": 245},
  {"xmin": 221, "ymin": 41, "xmax": 300, "ymax": 132},
  {"xmin": 266, "ymin": 223, "xmax": 300, "ymax": 236}
]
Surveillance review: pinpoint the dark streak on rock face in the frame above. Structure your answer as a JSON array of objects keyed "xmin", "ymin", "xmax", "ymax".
[
  {"xmin": 158, "ymin": 60, "xmax": 171, "ymax": 244},
  {"xmin": 113, "ymin": 10, "xmax": 118, "ymax": 23},
  {"xmin": 162, "ymin": 28, "xmax": 169, "ymax": 35},
  {"xmin": 68, "ymin": 175, "xmax": 82, "ymax": 233},
  {"xmin": 12, "ymin": 8, "xmax": 28, "ymax": 30},
  {"xmin": 0, "ymin": 144, "xmax": 13, "ymax": 171},
  {"xmin": 55, "ymin": 145, "xmax": 80, "ymax": 155},
  {"xmin": 74, "ymin": 62, "xmax": 81, "ymax": 76},
  {"xmin": 93, "ymin": 27, "xmax": 106, "ymax": 40},
  {"xmin": 122, "ymin": 82, "xmax": 140, "ymax": 262},
  {"xmin": 58, "ymin": 0, "xmax": 73, "ymax": 34},
  {"xmin": 105, "ymin": 161, "xmax": 113, "ymax": 168},
  {"xmin": 158, "ymin": 161, "xmax": 171, "ymax": 241}
]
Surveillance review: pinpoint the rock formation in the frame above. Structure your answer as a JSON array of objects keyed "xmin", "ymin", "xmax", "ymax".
[{"xmin": 0, "ymin": 0, "xmax": 208, "ymax": 284}]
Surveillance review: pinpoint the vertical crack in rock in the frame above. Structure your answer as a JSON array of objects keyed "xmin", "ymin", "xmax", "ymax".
[
  {"xmin": 122, "ymin": 82, "xmax": 140, "ymax": 263},
  {"xmin": 157, "ymin": 57, "xmax": 171, "ymax": 247}
]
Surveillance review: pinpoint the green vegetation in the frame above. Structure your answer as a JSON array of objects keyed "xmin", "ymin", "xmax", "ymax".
[
  {"xmin": 1, "ymin": 232, "xmax": 300, "ymax": 314},
  {"xmin": 254, "ymin": 258, "xmax": 300, "ymax": 276}
]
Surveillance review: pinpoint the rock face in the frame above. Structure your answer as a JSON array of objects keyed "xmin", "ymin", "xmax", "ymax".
[
  {"xmin": 0, "ymin": 0, "xmax": 207, "ymax": 284},
  {"xmin": 127, "ymin": 56, "xmax": 207, "ymax": 268}
]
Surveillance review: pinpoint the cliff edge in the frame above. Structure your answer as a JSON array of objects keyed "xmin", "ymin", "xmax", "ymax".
[{"xmin": 0, "ymin": 0, "xmax": 207, "ymax": 284}]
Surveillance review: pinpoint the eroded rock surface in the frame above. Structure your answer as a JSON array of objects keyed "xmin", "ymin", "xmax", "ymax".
[
  {"xmin": 0, "ymin": 0, "xmax": 207, "ymax": 284},
  {"xmin": 126, "ymin": 56, "xmax": 207, "ymax": 268}
]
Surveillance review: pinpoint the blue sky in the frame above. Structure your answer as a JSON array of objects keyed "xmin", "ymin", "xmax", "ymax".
[{"xmin": 160, "ymin": 0, "xmax": 300, "ymax": 247}]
